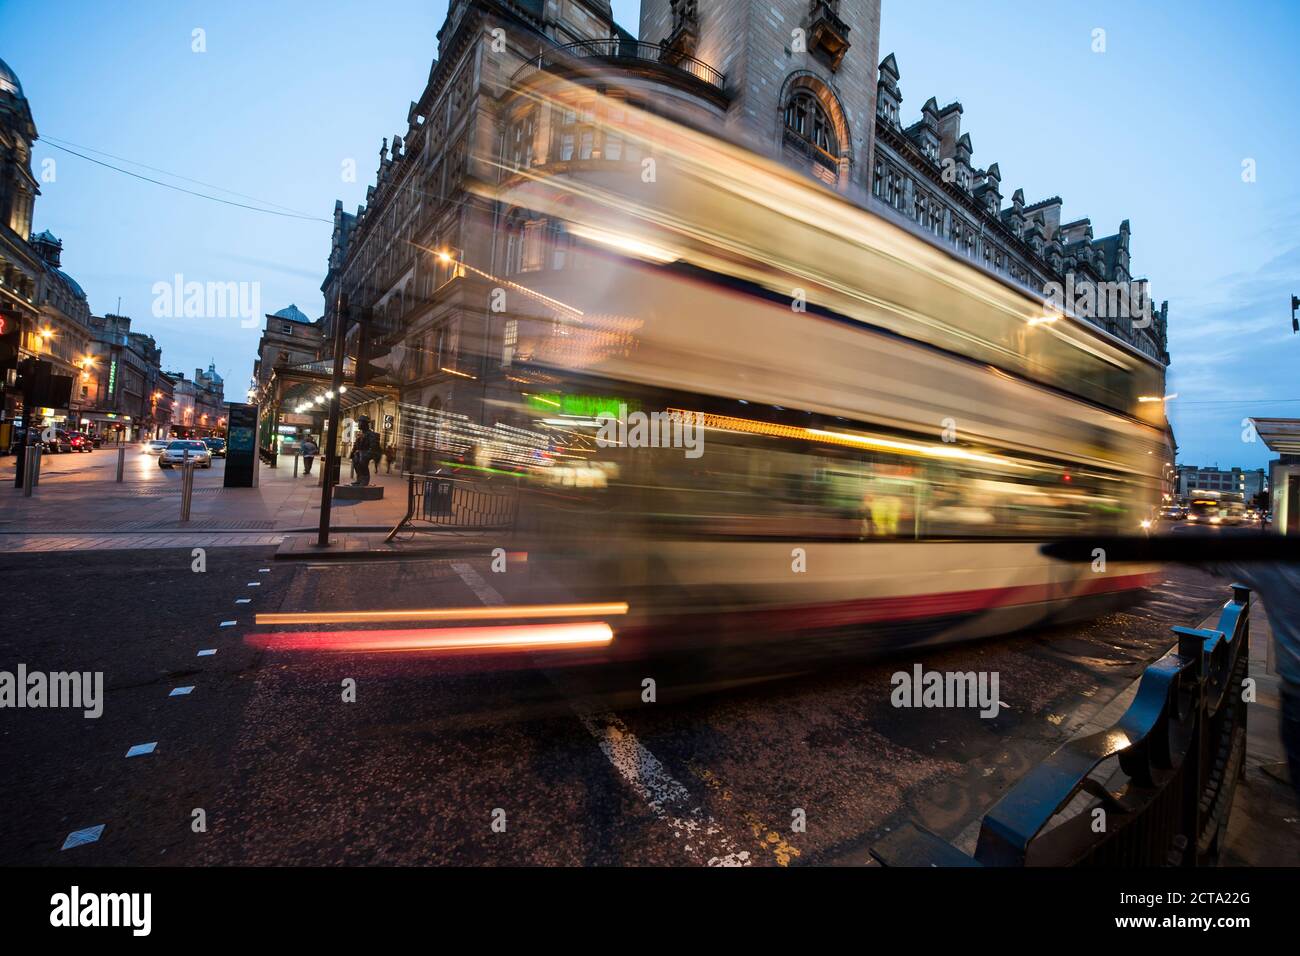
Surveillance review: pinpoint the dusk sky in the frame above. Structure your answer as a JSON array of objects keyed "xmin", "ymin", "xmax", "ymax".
[{"xmin": 2, "ymin": 0, "xmax": 1296, "ymax": 467}]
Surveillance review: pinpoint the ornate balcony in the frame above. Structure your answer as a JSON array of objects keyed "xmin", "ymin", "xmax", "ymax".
[{"xmin": 807, "ymin": 0, "xmax": 851, "ymax": 71}]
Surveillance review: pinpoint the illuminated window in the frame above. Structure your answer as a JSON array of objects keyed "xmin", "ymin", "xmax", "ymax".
[
  {"xmin": 502, "ymin": 318, "xmax": 518, "ymax": 367},
  {"xmin": 784, "ymin": 91, "xmax": 838, "ymax": 158}
]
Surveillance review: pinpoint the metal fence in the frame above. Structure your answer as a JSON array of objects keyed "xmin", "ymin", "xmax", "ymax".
[
  {"xmin": 871, "ymin": 584, "xmax": 1252, "ymax": 867},
  {"xmin": 385, "ymin": 473, "xmax": 520, "ymax": 541}
]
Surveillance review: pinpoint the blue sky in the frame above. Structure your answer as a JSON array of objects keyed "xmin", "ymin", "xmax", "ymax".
[{"xmin": 2, "ymin": 0, "xmax": 1296, "ymax": 467}]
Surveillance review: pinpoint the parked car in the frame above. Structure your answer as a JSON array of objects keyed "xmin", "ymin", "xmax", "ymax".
[
  {"xmin": 41, "ymin": 429, "xmax": 73, "ymax": 453},
  {"xmin": 143, "ymin": 439, "xmax": 170, "ymax": 456},
  {"xmin": 202, "ymin": 437, "xmax": 227, "ymax": 458},
  {"xmin": 159, "ymin": 439, "xmax": 212, "ymax": 469},
  {"xmin": 68, "ymin": 432, "xmax": 94, "ymax": 452}
]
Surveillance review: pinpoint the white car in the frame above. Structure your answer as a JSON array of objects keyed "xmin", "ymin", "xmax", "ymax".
[
  {"xmin": 143, "ymin": 439, "xmax": 170, "ymax": 456},
  {"xmin": 159, "ymin": 439, "xmax": 212, "ymax": 469}
]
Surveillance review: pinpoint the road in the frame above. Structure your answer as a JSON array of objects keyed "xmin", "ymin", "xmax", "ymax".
[{"xmin": 0, "ymin": 531, "xmax": 1240, "ymax": 866}]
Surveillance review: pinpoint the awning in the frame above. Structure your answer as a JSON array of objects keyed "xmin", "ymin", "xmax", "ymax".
[{"xmin": 1250, "ymin": 418, "xmax": 1300, "ymax": 455}]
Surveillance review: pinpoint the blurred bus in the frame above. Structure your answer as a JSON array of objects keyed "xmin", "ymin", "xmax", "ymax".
[
  {"xmin": 1187, "ymin": 492, "xmax": 1246, "ymax": 526},
  {"xmin": 437, "ymin": 78, "xmax": 1169, "ymax": 667}
]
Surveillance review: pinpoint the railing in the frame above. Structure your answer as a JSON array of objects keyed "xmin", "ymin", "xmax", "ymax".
[
  {"xmin": 385, "ymin": 473, "xmax": 520, "ymax": 541},
  {"xmin": 514, "ymin": 38, "xmax": 726, "ymax": 94},
  {"xmin": 258, "ymin": 445, "xmax": 277, "ymax": 467},
  {"xmin": 871, "ymin": 584, "xmax": 1252, "ymax": 867}
]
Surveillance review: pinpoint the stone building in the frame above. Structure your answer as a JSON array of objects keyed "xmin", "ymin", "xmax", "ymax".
[
  {"xmin": 316, "ymin": 1, "xmax": 1167, "ymax": 466},
  {"xmin": 252, "ymin": 304, "xmax": 323, "ymax": 392},
  {"xmin": 319, "ymin": 0, "xmax": 887, "ymax": 456},
  {"xmin": 871, "ymin": 53, "xmax": 1168, "ymax": 364}
]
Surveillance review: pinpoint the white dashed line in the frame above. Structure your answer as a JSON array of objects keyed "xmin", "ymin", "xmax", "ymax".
[
  {"xmin": 258, "ymin": 568, "xmax": 271, "ymax": 573},
  {"xmin": 197, "ymin": 649, "xmax": 216, "ymax": 657},
  {"xmin": 448, "ymin": 561, "xmax": 751, "ymax": 867},
  {"xmin": 247, "ymin": 582, "xmax": 261, "ymax": 587},
  {"xmin": 169, "ymin": 686, "xmax": 194, "ymax": 697},
  {"xmin": 220, "ymin": 621, "xmax": 237, "ymax": 627},
  {"xmin": 125, "ymin": 742, "xmax": 157, "ymax": 758},
  {"xmin": 235, "ymin": 598, "xmax": 251, "ymax": 604}
]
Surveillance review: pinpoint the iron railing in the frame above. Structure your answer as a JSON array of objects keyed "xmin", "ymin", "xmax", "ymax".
[
  {"xmin": 515, "ymin": 38, "xmax": 726, "ymax": 93},
  {"xmin": 871, "ymin": 584, "xmax": 1252, "ymax": 867},
  {"xmin": 386, "ymin": 473, "xmax": 520, "ymax": 541}
]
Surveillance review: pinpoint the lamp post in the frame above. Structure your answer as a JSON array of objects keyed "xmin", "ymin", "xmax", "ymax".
[{"xmin": 317, "ymin": 292, "xmax": 350, "ymax": 547}]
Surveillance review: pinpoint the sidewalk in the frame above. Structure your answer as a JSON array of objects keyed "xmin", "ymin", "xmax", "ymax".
[
  {"xmin": 0, "ymin": 450, "xmax": 417, "ymax": 552},
  {"xmin": 1221, "ymin": 597, "xmax": 1300, "ymax": 864}
]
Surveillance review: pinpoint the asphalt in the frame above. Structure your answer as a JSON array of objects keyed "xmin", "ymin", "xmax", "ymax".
[{"xmin": 0, "ymin": 542, "xmax": 1259, "ymax": 866}]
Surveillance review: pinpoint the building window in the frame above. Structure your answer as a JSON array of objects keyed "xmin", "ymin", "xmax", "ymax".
[
  {"xmin": 507, "ymin": 108, "xmax": 536, "ymax": 169},
  {"xmin": 784, "ymin": 90, "xmax": 838, "ymax": 159},
  {"xmin": 872, "ymin": 159, "xmax": 885, "ymax": 198},
  {"xmin": 502, "ymin": 318, "xmax": 518, "ymax": 367}
]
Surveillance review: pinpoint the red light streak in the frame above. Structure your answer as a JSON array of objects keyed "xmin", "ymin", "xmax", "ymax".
[{"xmin": 246, "ymin": 621, "xmax": 614, "ymax": 655}]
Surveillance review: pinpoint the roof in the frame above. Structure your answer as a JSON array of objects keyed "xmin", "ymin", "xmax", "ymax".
[
  {"xmin": 0, "ymin": 58, "xmax": 22, "ymax": 98},
  {"xmin": 271, "ymin": 304, "xmax": 313, "ymax": 324},
  {"xmin": 1250, "ymin": 419, "xmax": 1300, "ymax": 456},
  {"xmin": 55, "ymin": 269, "xmax": 86, "ymax": 300}
]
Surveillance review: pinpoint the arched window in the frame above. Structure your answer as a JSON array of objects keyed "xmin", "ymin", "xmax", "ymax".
[{"xmin": 783, "ymin": 90, "xmax": 838, "ymax": 158}]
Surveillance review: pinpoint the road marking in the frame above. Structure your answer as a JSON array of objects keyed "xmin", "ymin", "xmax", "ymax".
[
  {"xmin": 220, "ymin": 620, "xmax": 237, "ymax": 627},
  {"xmin": 450, "ymin": 562, "xmax": 505, "ymax": 607},
  {"xmin": 449, "ymin": 560, "xmax": 751, "ymax": 867},
  {"xmin": 247, "ymin": 582, "xmax": 261, "ymax": 587},
  {"xmin": 235, "ymin": 598, "xmax": 252, "ymax": 604},
  {"xmin": 169, "ymin": 686, "xmax": 194, "ymax": 696},
  {"xmin": 61, "ymin": 825, "xmax": 105, "ymax": 850},
  {"xmin": 576, "ymin": 709, "xmax": 751, "ymax": 866},
  {"xmin": 259, "ymin": 568, "xmax": 271, "ymax": 573},
  {"xmin": 197, "ymin": 648, "xmax": 216, "ymax": 657},
  {"xmin": 125, "ymin": 742, "xmax": 157, "ymax": 758}
]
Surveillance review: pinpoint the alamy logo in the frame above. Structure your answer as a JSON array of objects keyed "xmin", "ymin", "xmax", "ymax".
[
  {"xmin": 595, "ymin": 405, "xmax": 704, "ymax": 459},
  {"xmin": 151, "ymin": 273, "xmax": 262, "ymax": 328},
  {"xmin": 0, "ymin": 665, "xmax": 102, "ymax": 718},
  {"xmin": 50, "ymin": 886, "xmax": 151, "ymax": 936},
  {"xmin": 890, "ymin": 664, "xmax": 1002, "ymax": 719},
  {"xmin": 1041, "ymin": 273, "xmax": 1152, "ymax": 329}
]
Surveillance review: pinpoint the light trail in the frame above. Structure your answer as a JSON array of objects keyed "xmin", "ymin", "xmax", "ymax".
[
  {"xmin": 255, "ymin": 602, "xmax": 627, "ymax": 625},
  {"xmin": 245, "ymin": 622, "xmax": 615, "ymax": 654}
]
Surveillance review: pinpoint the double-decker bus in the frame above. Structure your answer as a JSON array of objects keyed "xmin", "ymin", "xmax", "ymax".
[{"xmin": 440, "ymin": 78, "xmax": 1169, "ymax": 666}]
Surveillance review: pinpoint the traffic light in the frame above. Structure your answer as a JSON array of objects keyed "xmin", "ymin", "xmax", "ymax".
[{"xmin": 0, "ymin": 308, "xmax": 20, "ymax": 373}]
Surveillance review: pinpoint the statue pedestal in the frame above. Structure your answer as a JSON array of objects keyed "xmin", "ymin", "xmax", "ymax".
[{"xmin": 333, "ymin": 484, "xmax": 384, "ymax": 501}]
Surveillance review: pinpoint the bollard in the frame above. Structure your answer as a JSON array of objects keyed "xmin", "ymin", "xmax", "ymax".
[
  {"xmin": 22, "ymin": 449, "xmax": 34, "ymax": 497},
  {"xmin": 31, "ymin": 445, "xmax": 41, "ymax": 488},
  {"xmin": 294, "ymin": 453, "xmax": 300, "ymax": 478},
  {"xmin": 179, "ymin": 460, "xmax": 194, "ymax": 522},
  {"xmin": 116, "ymin": 444, "xmax": 126, "ymax": 482}
]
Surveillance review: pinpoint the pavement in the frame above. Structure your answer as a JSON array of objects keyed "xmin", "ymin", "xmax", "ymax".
[{"xmin": 0, "ymin": 443, "xmax": 429, "ymax": 554}]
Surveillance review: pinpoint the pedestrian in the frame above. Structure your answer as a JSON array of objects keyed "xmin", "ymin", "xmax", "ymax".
[
  {"xmin": 384, "ymin": 441, "xmax": 396, "ymax": 474},
  {"xmin": 350, "ymin": 416, "xmax": 381, "ymax": 487},
  {"xmin": 301, "ymin": 435, "xmax": 319, "ymax": 475}
]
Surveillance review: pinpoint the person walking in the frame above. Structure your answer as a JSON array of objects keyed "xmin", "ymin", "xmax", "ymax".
[
  {"xmin": 384, "ymin": 441, "xmax": 396, "ymax": 474},
  {"xmin": 350, "ymin": 416, "xmax": 381, "ymax": 487},
  {"xmin": 300, "ymin": 435, "xmax": 319, "ymax": 476}
]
